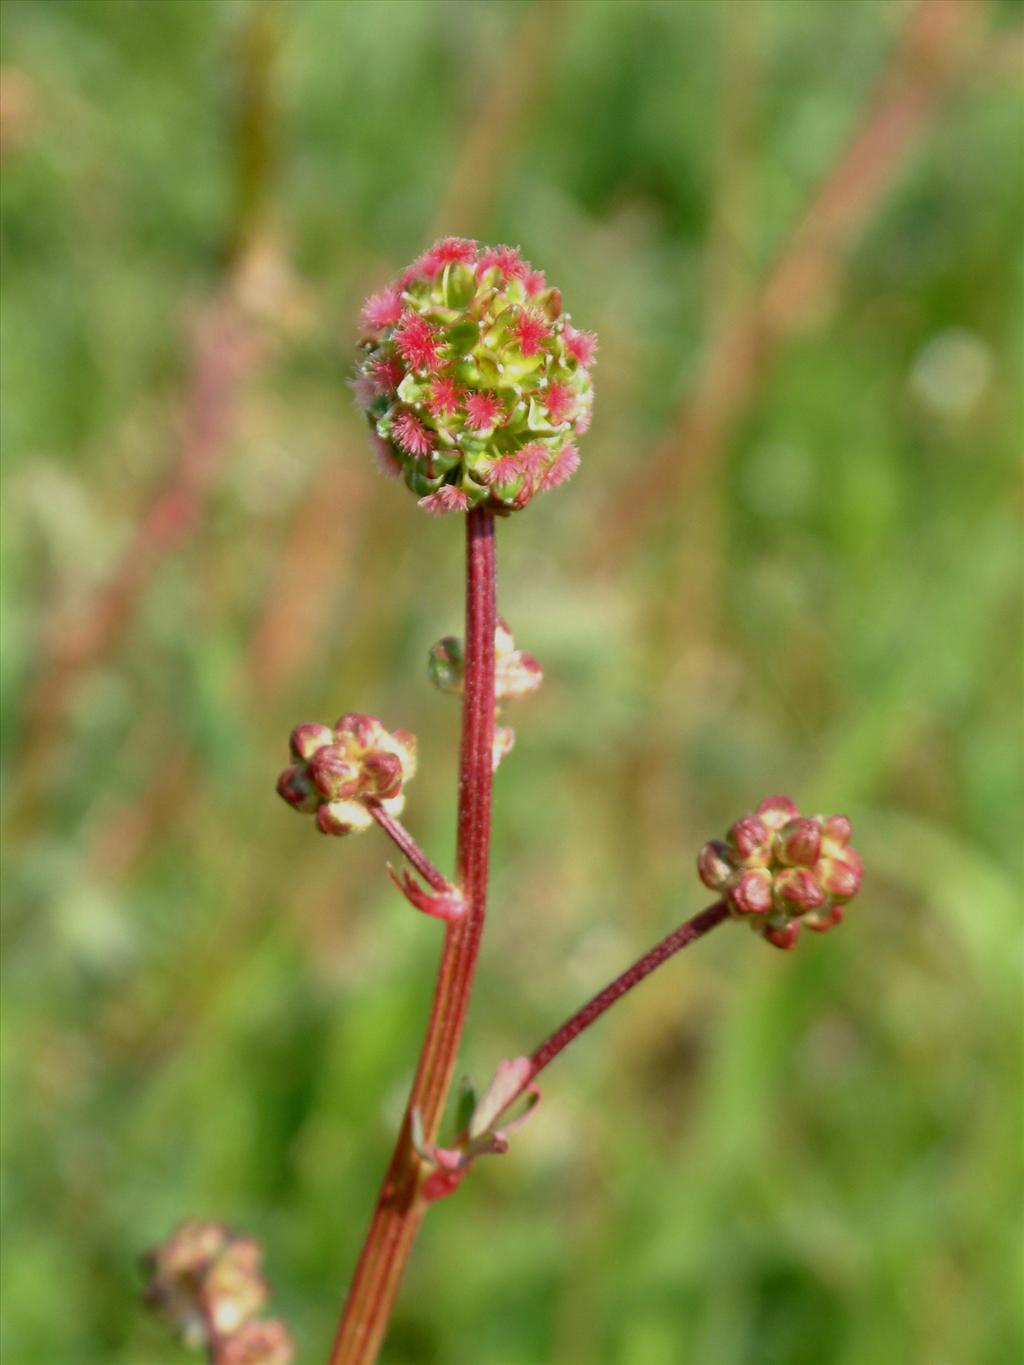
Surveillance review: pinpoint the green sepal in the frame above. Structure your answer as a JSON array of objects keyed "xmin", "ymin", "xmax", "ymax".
[
  {"xmin": 525, "ymin": 398, "xmax": 553, "ymax": 432},
  {"xmin": 446, "ymin": 319, "xmax": 480, "ymax": 357},
  {"xmin": 397, "ymin": 371, "xmax": 428, "ymax": 405},
  {"xmin": 430, "ymin": 447, "xmax": 461, "ymax": 475},
  {"xmin": 501, "ymin": 352, "xmax": 542, "ymax": 383},
  {"xmin": 454, "ymin": 1077, "xmax": 478, "ymax": 1137},
  {"xmin": 443, "ymin": 263, "xmax": 477, "ymax": 309},
  {"xmin": 407, "ymin": 468, "xmax": 445, "ymax": 497}
]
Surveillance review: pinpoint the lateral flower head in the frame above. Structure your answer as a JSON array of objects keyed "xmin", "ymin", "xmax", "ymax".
[
  {"xmin": 697, "ymin": 796, "xmax": 863, "ymax": 949},
  {"xmin": 276, "ymin": 713, "xmax": 417, "ymax": 836},
  {"xmin": 143, "ymin": 1221, "xmax": 294, "ymax": 1363},
  {"xmin": 428, "ymin": 619, "xmax": 541, "ymax": 770},
  {"xmin": 143, "ymin": 1221, "xmax": 268, "ymax": 1347},
  {"xmin": 355, "ymin": 239, "xmax": 596, "ymax": 513}
]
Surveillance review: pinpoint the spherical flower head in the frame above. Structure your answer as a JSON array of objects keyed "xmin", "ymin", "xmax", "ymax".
[
  {"xmin": 276, "ymin": 713, "xmax": 417, "ymax": 836},
  {"xmin": 355, "ymin": 239, "xmax": 596, "ymax": 514},
  {"xmin": 697, "ymin": 795, "xmax": 862, "ymax": 949}
]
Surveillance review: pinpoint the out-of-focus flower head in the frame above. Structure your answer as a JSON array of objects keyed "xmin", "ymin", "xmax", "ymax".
[
  {"xmin": 355, "ymin": 239, "xmax": 596, "ymax": 513},
  {"xmin": 142, "ymin": 1221, "xmax": 280, "ymax": 1351},
  {"xmin": 697, "ymin": 796, "xmax": 863, "ymax": 949}
]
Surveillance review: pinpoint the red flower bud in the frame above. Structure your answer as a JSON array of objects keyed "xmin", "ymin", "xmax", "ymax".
[
  {"xmin": 773, "ymin": 867, "xmax": 826, "ymax": 916},
  {"xmin": 276, "ymin": 765, "xmax": 318, "ymax": 813},
  {"xmin": 815, "ymin": 855, "xmax": 862, "ymax": 904},
  {"xmin": 728, "ymin": 816, "xmax": 770, "ymax": 864},
  {"xmin": 289, "ymin": 722, "xmax": 333, "ymax": 762},
  {"xmin": 820, "ymin": 813, "xmax": 851, "ymax": 848},
  {"xmin": 763, "ymin": 921, "xmax": 801, "ymax": 950},
  {"xmin": 361, "ymin": 750, "xmax": 403, "ymax": 799},
  {"xmin": 308, "ymin": 745, "xmax": 360, "ymax": 801},
  {"xmin": 697, "ymin": 839, "xmax": 733, "ymax": 891},
  {"xmin": 334, "ymin": 712, "xmax": 379, "ymax": 749},
  {"xmin": 728, "ymin": 867, "xmax": 774, "ymax": 915},
  {"xmin": 804, "ymin": 904, "xmax": 844, "ymax": 933},
  {"xmin": 775, "ymin": 817, "xmax": 822, "ymax": 867},
  {"xmin": 755, "ymin": 794, "xmax": 800, "ymax": 830}
]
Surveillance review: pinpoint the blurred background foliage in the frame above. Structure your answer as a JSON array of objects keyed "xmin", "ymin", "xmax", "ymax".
[{"xmin": 1, "ymin": 1, "xmax": 1022, "ymax": 1362}]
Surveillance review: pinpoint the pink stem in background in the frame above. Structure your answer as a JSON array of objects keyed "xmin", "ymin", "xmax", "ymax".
[
  {"xmin": 327, "ymin": 509, "xmax": 496, "ymax": 1365},
  {"xmin": 595, "ymin": 0, "xmax": 985, "ymax": 565}
]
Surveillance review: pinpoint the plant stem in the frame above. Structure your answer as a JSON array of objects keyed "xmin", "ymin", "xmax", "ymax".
[
  {"xmin": 488, "ymin": 901, "xmax": 729, "ymax": 1126},
  {"xmin": 327, "ymin": 508, "xmax": 496, "ymax": 1365},
  {"xmin": 369, "ymin": 804, "xmax": 450, "ymax": 894}
]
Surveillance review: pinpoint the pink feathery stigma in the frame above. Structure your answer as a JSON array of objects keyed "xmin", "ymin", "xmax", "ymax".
[
  {"xmin": 418, "ymin": 485, "xmax": 471, "ymax": 515},
  {"xmin": 370, "ymin": 434, "xmax": 402, "ymax": 479},
  {"xmin": 524, "ymin": 270, "xmax": 547, "ymax": 296},
  {"xmin": 574, "ymin": 401, "xmax": 593, "ymax": 435},
  {"xmin": 477, "ymin": 244, "xmax": 527, "ymax": 281},
  {"xmin": 488, "ymin": 454, "xmax": 524, "ymax": 486},
  {"xmin": 427, "ymin": 375, "xmax": 463, "ymax": 419},
  {"xmin": 543, "ymin": 381, "xmax": 576, "ymax": 425},
  {"xmin": 422, "ymin": 237, "xmax": 479, "ymax": 274},
  {"xmin": 464, "ymin": 391, "xmax": 504, "ymax": 431},
  {"xmin": 394, "ymin": 310, "xmax": 443, "ymax": 371},
  {"xmin": 361, "ymin": 288, "xmax": 403, "ymax": 332},
  {"xmin": 541, "ymin": 442, "xmax": 580, "ymax": 490},
  {"xmin": 392, "ymin": 411, "xmax": 435, "ymax": 457},
  {"xmin": 350, "ymin": 375, "xmax": 377, "ymax": 409},
  {"xmin": 516, "ymin": 442, "xmax": 548, "ymax": 480},
  {"xmin": 369, "ymin": 353, "xmax": 405, "ymax": 394},
  {"xmin": 511, "ymin": 308, "xmax": 550, "ymax": 357},
  {"xmin": 564, "ymin": 325, "xmax": 598, "ymax": 368}
]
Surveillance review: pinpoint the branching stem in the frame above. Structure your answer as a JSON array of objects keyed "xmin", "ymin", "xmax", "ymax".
[{"xmin": 528, "ymin": 900, "xmax": 729, "ymax": 1081}]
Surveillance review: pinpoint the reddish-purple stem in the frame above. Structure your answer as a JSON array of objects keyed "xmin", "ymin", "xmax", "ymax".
[
  {"xmin": 327, "ymin": 509, "xmax": 496, "ymax": 1365},
  {"xmin": 369, "ymin": 804, "xmax": 450, "ymax": 894},
  {"xmin": 528, "ymin": 900, "xmax": 729, "ymax": 1080}
]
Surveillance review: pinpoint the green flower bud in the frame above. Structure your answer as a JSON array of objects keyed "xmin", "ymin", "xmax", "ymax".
[{"xmin": 429, "ymin": 636, "xmax": 465, "ymax": 694}]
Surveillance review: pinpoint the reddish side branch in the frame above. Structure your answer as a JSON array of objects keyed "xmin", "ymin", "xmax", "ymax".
[
  {"xmin": 369, "ymin": 804, "xmax": 450, "ymax": 894},
  {"xmin": 529, "ymin": 901, "xmax": 729, "ymax": 1080}
]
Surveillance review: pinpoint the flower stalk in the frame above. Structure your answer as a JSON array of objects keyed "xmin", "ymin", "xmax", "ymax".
[
  {"xmin": 526, "ymin": 900, "xmax": 730, "ymax": 1081},
  {"xmin": 326, "ymin": 508, "xmax": 496, "ymax": 1365}
]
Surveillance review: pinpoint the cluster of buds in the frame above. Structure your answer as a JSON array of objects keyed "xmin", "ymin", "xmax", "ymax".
[
  {"xmin": 429, "ymin": 618, "xmax": 543, "ymax": 769},
  {"xmin": 698, "ymin": 795, "xmax": 863, "ymax": 949},
  {"xmin": 142, "ymin": 1221, "xmax": 293, "ymax": 1365},
  {"xmin": 276, "ymin": 712, "xmax": 417, "ymax": 835},
  {"xmin": 354, "ymin": 238, "xmax": 596, "ymax": 514}
]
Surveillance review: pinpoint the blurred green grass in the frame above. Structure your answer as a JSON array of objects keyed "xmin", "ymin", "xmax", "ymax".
[{"xmin": 1, "ymin": 1, "xmax": 1022, "ymax": 1362}]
